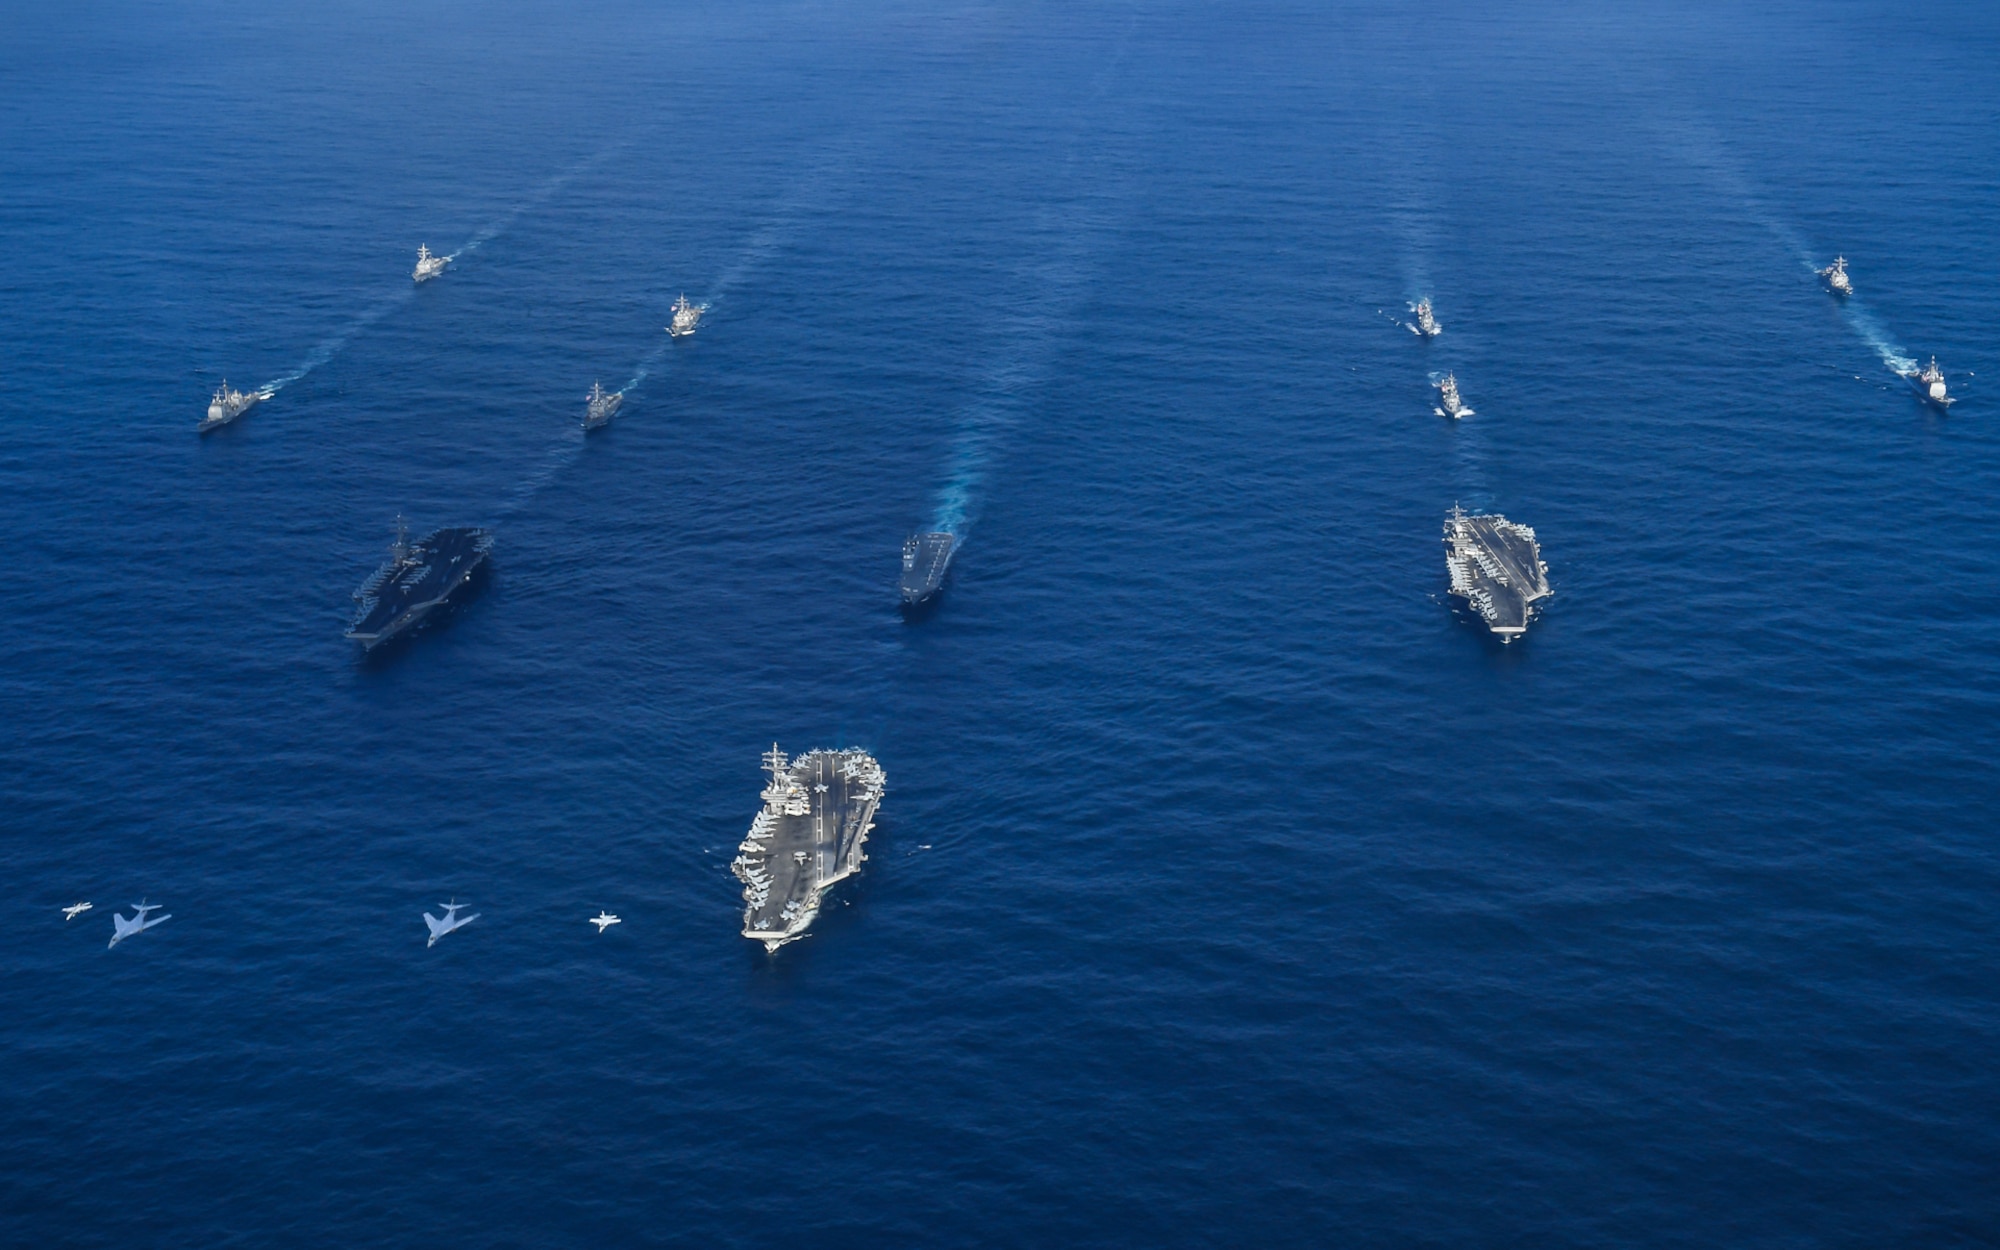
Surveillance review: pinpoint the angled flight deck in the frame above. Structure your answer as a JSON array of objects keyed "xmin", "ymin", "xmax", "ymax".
[
  {"xmin": 732, "ymin": 745, "xmax": 886, "ymax": 952},
  {"xmin": 1443, "ymin": 506, "xmax": 1550, "ymax": 640}
]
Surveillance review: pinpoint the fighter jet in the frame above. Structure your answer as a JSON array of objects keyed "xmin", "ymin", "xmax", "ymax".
[
  {"xmin": 108, "ymin": 901, "xmax": 170, "ymax": 949},
  {"xmin": 62, "ymin": 901, "xmax": 93, "ymax": 921},
  {"xmin": 589, "ymin": 911, "xmax": 621, "ymax": 933},
  {"xmin": 423, "ymin": 900, "xmax": 479, "ymax": 948}
]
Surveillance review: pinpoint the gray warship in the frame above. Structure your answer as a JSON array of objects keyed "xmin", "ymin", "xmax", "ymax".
[
  {"xmin": 900, "ymin": 532, "xmax": 957, "ymax": 607},
  {"xmin": 1903, "ymin": 356, "xmax": 1954, "ymax": 411},
  {"xmin": 413, "ymin": 244, "xmax": 448, "ymax": 283},
  {"xmin": 345, "ymin": 517, "xmax": 493, "ymax": 651},
  {"xmin": 732, "ymin": 744, "xmax": 887, "ymax": 952},
  {"xmin": 1434, "ymin": 372, "xmax": 1472, "ymax": 419},
  {"xmin": 667, "ymin": 294, "xmax": 704, "ymax": 338},
  {"xmin": 200, "ymin": 380, "xmax": 268, "ymax": 433},
  {"xmin": 584, "ymin": 380, "xmax": 623, "ymax": 429},
  {"xmin": 1410, "ymin": 298, "xmax": 1441, "ymax": 337},
  {"xmin": 1443, "ymin": 505, "xmax": 1550, "ymax": 641},
  {"xmin": 1819, "ymin": 255, "xmax": 1852, "ymax": 297}
]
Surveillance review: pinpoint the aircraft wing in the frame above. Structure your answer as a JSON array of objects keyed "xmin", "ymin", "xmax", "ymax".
[{"xmin": 423, "ymin": 913, "xmax": 445, "ymax": 936}]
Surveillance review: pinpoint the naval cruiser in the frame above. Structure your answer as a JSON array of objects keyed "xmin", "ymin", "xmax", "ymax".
[
  {"xmin": 345, "ymin": 517, "xmax": 493, "ymax": 651},
  {"xmin": 1819, "ymin": 256, "xmax": 1853, "ymax": 297},
  {"xmin": 1443, "ymin": 506, "xmax": 1550, "ymax": 642},
  {"xmin": 900, "ymin": 532, "xmax": 957, "ymax": 607},
  {"xmin": 1434, "ymin": 372, "xmax": 1472, "ymax": 419},
  {"xmin": 1903, "ymin": 356, "xmax": 1954, "ymax": 410},
  {"xmin": 200, "ymin": 380, "xmax": 268, "ymax": 433},
  {"xmin": 1410, "ymin": 298, "xmax": 1441, "ymax": 338},
  {"xmin": 413, "ymin": 245, "xmax": 448, "ymax": 283},
  {"xmin": 584, "ymin": 381, "xmax": 623, "ymax": 430},
  {"xmin": 667, "ymin": 294, "xmax": 703, "ymax": 338},
  {"xmin": 732, "ymin": 744, "xmax": 887, "ymax": 952}
]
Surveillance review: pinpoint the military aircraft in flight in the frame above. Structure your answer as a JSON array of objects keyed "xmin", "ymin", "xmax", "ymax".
[
  {"xmin": 108, "ymin": 901, "xmax": 170, "ymax": 949},
  {"xmin": 423, "ymin": 900, "xmax": 479, "ymax": 948}
]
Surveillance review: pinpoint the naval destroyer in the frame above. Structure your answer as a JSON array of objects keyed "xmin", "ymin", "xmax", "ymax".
[
  {"xmin": 413, "ymin": 245, "xmax": 448, "ymax": 283},
  {"xmin": 1410, "ymin": 298, "xmax": 1441, "ymax": 337},
  {"xmin": 584, "ymin": 381, "xmax": 623, "ymax": 429},
  {"xmin": 1443, "ymin": 506, "xmax": 1550, "ymax": 641},
  {"xmin": 1818, "ymin": 256, "xmax": 1852, "ymax": 297},
  {"xmin": 1434, "ymin": 372, "xmax": 1472, "ymax": 419},
  {"xmin": 900, "ymin": 532, "xmax": 957, "ymax": 607},
  {"xmin": 200, "ymin": 380, "xmax": 268, "ymax": 433},
  {"xmin": 732, "ymin": 744, "xmax": 887, "ymax": 952},
  {"xmin": 1903, "ymin": 356, "xmax": 1954, "ymax": 411},
  {"xmin": 345, "ymin": 517, "xmax": 493, "ymax": 651},
  {"xmin": 667, "ymin": 294, "xmax": 704, "ymax": 338}
]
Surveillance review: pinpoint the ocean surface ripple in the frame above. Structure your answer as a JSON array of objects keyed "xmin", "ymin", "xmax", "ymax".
[{"xmin": 1, "ymin": 2, "xmax": 1996, "ymax": 1246}]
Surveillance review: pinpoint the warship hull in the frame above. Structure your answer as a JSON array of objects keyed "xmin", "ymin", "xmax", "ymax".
[
  {"xmin": 199, "ymin": 393, "xmax": 263, "ymax": 434},
  {"xmin": 1905, "ymin": 373, "xmax": 1953, "ymax": 411},
  {"xmin": 733, "ymin": 747, "xmax": 886, "ymax": 952},
  {"xmin": 1444, "ymin": 509, "xmax": 1550, "ymax": 641},
  {"xmin": 900, "ymin": 532, "xmax": 957, "ymax": 606},
  {"xmin": 346, "ymin": 527, "xmax": 493, "ymax": 651}
]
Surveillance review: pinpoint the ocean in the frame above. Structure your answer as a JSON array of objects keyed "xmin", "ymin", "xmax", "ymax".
[{"xmin": 2, "ymin": 1, "xmax": 1997, "ymax": 1244}]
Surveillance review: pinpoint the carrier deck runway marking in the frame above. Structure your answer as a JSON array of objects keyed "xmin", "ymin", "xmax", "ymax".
[
  {"xmin": 732, "ymin": 745, "xmax": 886, "ymax": 952},
  {"xmin": 1443, "ymin": 506, "xmax": 1551, "ymax": 640}
]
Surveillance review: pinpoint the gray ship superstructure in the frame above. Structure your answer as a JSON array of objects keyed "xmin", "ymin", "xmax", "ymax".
[
  {"xmin": 1443, "ymin": 505, "xmax": 1550, "ymax": 641},
  {"xmin": 1434, "ymin": 372, "xmax": 1472, "ymax": 419},
  {"xmin": 1819, "ymin": 255, "xmax": 1852, "ymax": 297},
  {"xmin": 732, "ymin": 745, "xmax": 887, "ymax": 952},
  {"xmin": 200, "ymin": 380, "xmax": 268, "ymax": 433},
  {"xmin": 584, "ymin": 381, "xmax": 623, "ymax": 429},
  {"xmin": 900, "ymin": 532, "xmax": 957, "ymax": 607},
  {"xmin": 413, "ymin": 244, "xmax": 448, "ymax": 283},
  {"xmin": 667, "ymin": 294, "xmax": 704, "ymax": 338},
  {"xmin": 1903, "ymin": 356, "xmax": 1954, "ymax": 410},
  {"xmin": 1411, "ymin": 298, "xmax": 1441, "ymax": 337},
  {"xmin": 345, "ymin": 517, "xmax": 493, "ymax": 651}
]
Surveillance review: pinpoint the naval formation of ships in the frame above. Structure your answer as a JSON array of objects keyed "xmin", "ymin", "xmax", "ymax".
[{"xmin": 172, "ymin": 235, "xmax": 1974, "ymax": 952}]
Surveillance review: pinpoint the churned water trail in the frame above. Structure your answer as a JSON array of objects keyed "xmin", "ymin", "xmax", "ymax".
[
  {"xmin": 445, "ymin": 141, "xmax": 629, "ymax": 264},
  {"xmin": 1643, "ymin": 98, "xmax": 1918, "ymax": 377},
  {"xmin": 255, "ymin": 144, "xmax": 627, "ymax": 400},
  {"xmin": 256, "ymin": 286, "xmax": 415, "ymax": 396},
  {"xmin": 499, "ymin": 156, "xmax": 854, "ymax": 520}
]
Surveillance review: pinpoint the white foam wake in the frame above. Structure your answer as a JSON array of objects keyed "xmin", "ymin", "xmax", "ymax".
[{"xmin": 255, "ymin": 142, "xmax": 626, "ymax": 398}]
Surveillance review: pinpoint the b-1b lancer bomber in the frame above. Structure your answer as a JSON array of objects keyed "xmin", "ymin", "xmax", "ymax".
[
  {"xmin": 424, "ymin": 901, "xmax": 478, "ymax": 947},
  {"xmin": 900, "ymin": 532, "xmax": 957, "ymax": 608},
  {"xmin": 1443, "ymin": 506, "xmax": 1551, "ymax": 642},
  {"xmin": 345, "ymin": 517, "xmax": 494, "ymax": 651},
  {"xmin": 108, "ymin": 901, "xmax": 170, "ymax": 949},
  {"xmin": 732, "ymin": 744, "xmax": 886, "ymax": 952}
]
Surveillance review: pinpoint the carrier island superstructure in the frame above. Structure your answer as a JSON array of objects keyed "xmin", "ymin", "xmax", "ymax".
[
  {"xmin": 345, "ymin": 517, "xmax": 493, "ymax": 651},
  {"xmin": 732, "ymin": 745, "xmax": 886, "ymax": 952},
  {"xmin": 1443, "ymin": 505, "xmax": 1550, "ymax": 641}
]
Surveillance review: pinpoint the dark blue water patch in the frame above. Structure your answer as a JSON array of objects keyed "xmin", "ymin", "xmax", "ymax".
[{"xmin": 3, "ymin": 1, "xmax": 1999, "ymax": 1246}]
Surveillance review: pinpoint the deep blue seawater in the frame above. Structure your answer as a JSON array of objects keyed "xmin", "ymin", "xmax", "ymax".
[{"xmin": 4, "ymin": 1, "xmax": 1998, "ymax": 1244}]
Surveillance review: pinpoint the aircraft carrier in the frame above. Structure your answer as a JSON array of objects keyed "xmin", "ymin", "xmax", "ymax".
[
  {"xmin": 345, "ymin": 518, "xmax": 493, "ymax": 651},
  {"xmin": 1443, "ymin": 506, "xmax": 1550, "ymax": 641},
  {"xmin": 732, "ymin": 745, "xmax": 886, "ymax": 952},
  {"xmin": 900, "ymin": 532, "xmax": 957, "ymax": 607}
]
